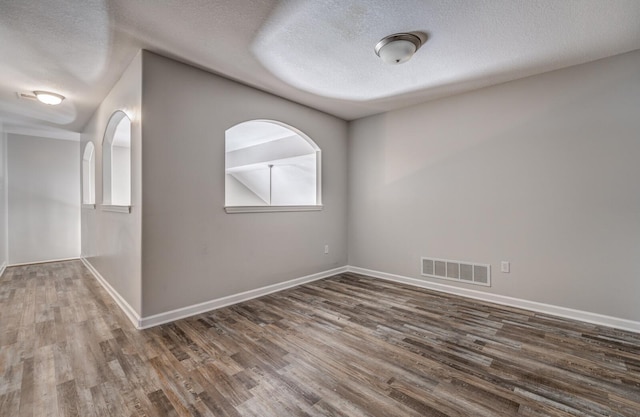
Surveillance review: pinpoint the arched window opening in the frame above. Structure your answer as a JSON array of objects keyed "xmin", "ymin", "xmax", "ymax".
[
  {"xmin": 225, "ymin": 120, "xmax": 321, "ymax": 212},
  {"xmin": 102, "ymin": 110, "xmax": 131, "ymax": 207},
  {"xmin": 82, "ymin": 142, "xmax": 95, "ymax": 205}
]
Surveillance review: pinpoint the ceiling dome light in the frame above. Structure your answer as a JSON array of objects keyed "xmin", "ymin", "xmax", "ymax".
[
  {"xmin": 33, "ymin": 91, "xmax": 65, "ymax": 105},
  {"xmin": 374, "ymin": 33, "xmax": 422, "ymax": 65}
]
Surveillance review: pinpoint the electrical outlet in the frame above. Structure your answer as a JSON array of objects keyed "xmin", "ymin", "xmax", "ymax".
[
  {"xmin": 501, "ymin": 261, "xmax": 510, "ymax": 273},
  {"xmin": 324, "ymin": 244, "xmax": 329, "ymax": 254}
]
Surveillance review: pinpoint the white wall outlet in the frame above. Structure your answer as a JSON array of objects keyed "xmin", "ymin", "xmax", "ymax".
[
  {"xmin": 324, "ymin": 244, "xmax": 329, "ymax": 254},
  {"xmin": 501, "ymin": 261, "xmax": 510, "ymax": 273}
]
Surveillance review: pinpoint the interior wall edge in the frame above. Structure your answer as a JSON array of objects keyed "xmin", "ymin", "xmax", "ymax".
[
  {"xmin": 80, "ymin": 50, "xmax": 143, "ymax": 317},
  {"xmin": 0, "ymin": 261, "xmax": 5, "ymax": 278},
  {"xmin": 347, "ymin": 266, "xmax": 640, "ymax": 334},
  {"xmin": 81, "ymin": 257, "xmax": 142, "ymax": 328}
]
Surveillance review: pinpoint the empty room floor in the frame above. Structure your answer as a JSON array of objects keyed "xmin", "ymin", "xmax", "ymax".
[{"xmin": 0, "ymin": 261, "xmax": 639, "ymax": 416}]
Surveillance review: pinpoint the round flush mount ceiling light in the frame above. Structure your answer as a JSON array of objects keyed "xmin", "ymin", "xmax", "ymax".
[
  {"xmin": 33, "ymin": 91, "xmax": 65, "ymax": 105},
  {"xmin": 374, "ymin": 33, "xmax": 422, "ymax": 65}
]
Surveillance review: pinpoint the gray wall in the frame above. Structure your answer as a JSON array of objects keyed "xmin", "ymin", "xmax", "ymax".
[
  {"xmin": 348, "ymin": 50, "xmax": 640, "ymax": 322},
  {"xmin": 81, "ymin": 52, "xmax": 142, "ymax": 315},
  {"xmin": 7, "ymin": 134, "xmax": 80, "ymax": 264},
  {"xmin": 141, "ymin": 51, "xmax": 348, "ymax": 316}
]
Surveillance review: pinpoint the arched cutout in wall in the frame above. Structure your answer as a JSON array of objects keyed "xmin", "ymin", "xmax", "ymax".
[
  {"xmin": 225, "ymin": 120, "xmax": 322, "ymax": 213},
  {"xmin": 82, "ymin": 142, "xmax": 95, "ymax": 206},
  {"xmin": 102, "ymin": 110, "xmax": 131, "ymax": 208}
]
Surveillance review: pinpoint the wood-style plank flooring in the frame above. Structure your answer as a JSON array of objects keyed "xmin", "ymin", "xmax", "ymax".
[{"xmin": 1, "ymin": 260, "xmax": 639, "ymax": 416}]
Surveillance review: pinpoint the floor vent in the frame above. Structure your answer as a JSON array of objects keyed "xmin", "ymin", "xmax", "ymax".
[{"xmin": 421, "ymin": 257, "xmax": 491, "ymax": 287}]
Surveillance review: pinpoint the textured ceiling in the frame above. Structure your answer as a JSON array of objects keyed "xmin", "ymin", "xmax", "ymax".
[{"xmin": 1, "ymin": 0, "xmax": 639, "ymax": 136}]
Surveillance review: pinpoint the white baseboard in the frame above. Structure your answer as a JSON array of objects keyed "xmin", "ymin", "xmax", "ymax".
[
  {"xmin": 139, "ymin": 266, "xmax": 349, "ymax": 329},
  {"xmin": 80, "ymin": 257, "xmax": 142, "ymax": 329},
  {"xmin": 77, "ymin": 259, "xmax": 639, "ymax": 333},
  {"xmin": 0, "ymin": 261, "xmax": 6, "ymax": 278},
  {"xmin": 8, "ymin": 257, "xmax": 80, "ymax": 267},
  {"xmin": 347, "ymin": 266, "xmax": 640, "ymax": 333}
]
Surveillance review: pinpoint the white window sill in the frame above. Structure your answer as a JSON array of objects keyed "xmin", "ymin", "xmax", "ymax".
[
  {"xmin": 82, "ymin": 204, "xmax": 96, "ymax": 210},
  {"xmin": 101, "ymin": 205, "xmax": 131, "ymax": 213},
  {"xmin": 225, "ymin": 205, "xmax": 323, "ymax": 214}
]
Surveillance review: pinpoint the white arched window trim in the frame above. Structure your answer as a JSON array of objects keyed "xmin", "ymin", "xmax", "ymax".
[
  {"xmin": 81, "ymin": 141, "xmax": 96, "ymax": 208},
  {"xmin": 224, "ymin": 119, "xmax": 323, "ymax": 213},
  {"xmin": 101, "ymin": 110, "xmax": 132, "ymax": 213}
]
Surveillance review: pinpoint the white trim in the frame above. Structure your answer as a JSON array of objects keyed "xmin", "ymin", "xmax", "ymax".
[
  {"xmin": 8, "ymin": 257, "xmax": 80, "ymax": 267},
  {"xmin": 101, "ymin": 205, "xmax": 131, "ymax": 213},
  {"xmin": 225, "ymin": 205, "xmax": 323, "ymax": 214},
  {"xmin": 0, "ymin": 261, "xmax": 6, "ymax": 277},
  {"xmin": 139, "ymin": 266, "xmax": 348, "ymax": 329},
  {"xmin": 18, "ymin": 258, "xmax": 638, "ymax": 334},
  {"xmin": 347, "ymin": 266, "xmax": 640, "ymax": 333},
  {"xmin": 82, "ymin": 204, "xmax": 96, "ymax": 210},
  {"xmin": 81, "ymin": 257, "xmax": 142, "ymax": 329}
]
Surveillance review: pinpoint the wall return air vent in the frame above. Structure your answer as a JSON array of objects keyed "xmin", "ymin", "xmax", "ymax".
[{"xmin": 421, "ymin": 257, "xmax": 491, "ymax": 287}]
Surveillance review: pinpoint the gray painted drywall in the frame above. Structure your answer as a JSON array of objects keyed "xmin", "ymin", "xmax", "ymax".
[
  {"xmin": 7, "ymin": 134, "xmax": 80, "ymax": 264},
  {"xmin": 140, "ymin": 51, "xmax": 348, "ymax": 316},
  {"xmin": 81, "ymin": 52, "xmax": 142, "ymax": 315},
  {"xmin": 348, "ymin": 50, "xmax": 640, "ymax": 321}
]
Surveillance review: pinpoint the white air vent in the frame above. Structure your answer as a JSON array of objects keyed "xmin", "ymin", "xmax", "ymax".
[{"xmin": 421, "ymin": 257, "xmax": 491, "ymax": 287}]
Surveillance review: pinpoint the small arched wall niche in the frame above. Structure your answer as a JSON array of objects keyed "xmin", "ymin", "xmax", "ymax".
[
  {"xmin": 102, "ymin": 110, "xmax": 132, "ymax": 209},
  {"xmin": 225, "ymin": 120, "xmax": 322, "ymax": 213},
  {"xmin": 82, "ymin": 142, "xmax": 95, "ymax": 206}
]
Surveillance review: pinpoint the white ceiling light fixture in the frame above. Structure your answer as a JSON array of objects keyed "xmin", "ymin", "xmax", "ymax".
[
  {"xmin": 375, "ymin": 33, "xmax": 423, "ymax": 65},
  {"xmin": 33, "ymin": 91, "xmax": 65, "ymax": 105}
]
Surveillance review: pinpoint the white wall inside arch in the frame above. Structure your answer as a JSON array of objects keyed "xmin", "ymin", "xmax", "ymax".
[
  {"xmin": 102, "ymin": 111, "xmax": 131, "ymax": 206},
  {"xmin": 225, "ymin": 120, "xmax": 320, "ymax": 207},
  {"xmin": 82, "ymin": 142, "xmax": 95, "ymax": 204}
]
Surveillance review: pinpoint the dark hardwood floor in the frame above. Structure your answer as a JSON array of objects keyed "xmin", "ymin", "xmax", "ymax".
[{"xmin": 1, "ymin": 260, "xmax": 639, "ymax": 416}]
